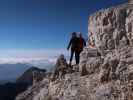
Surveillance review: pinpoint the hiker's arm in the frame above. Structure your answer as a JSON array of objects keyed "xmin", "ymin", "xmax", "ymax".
[{"xmin": 67, "ymin": 39, "xmax": 72, "ymax": 50}]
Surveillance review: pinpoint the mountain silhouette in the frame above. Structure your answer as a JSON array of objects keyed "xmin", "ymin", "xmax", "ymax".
[{"xmin": 0, "ymin": 66, "xmax": 46, "ymax": 100}]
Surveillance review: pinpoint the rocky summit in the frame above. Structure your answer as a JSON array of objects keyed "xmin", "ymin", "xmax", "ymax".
[{"xmin": 16, "ymin": 1, "xmax": 133, "ymax": 100}]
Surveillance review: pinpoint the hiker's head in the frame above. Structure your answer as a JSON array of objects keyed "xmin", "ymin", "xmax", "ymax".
[{"xmin": 72, "ymin": 32, "xmax": 77, "ymax": 38}]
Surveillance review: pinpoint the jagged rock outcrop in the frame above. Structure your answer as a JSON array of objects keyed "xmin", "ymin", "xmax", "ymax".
[
  {"xmin": 128, "ymin": 0, "xmax": 133, "ymax": 4},
  {"xmin": 52, "ymin": 54, "xmax": 69, "ymax": 80},
  {"xmin": 16, "ymin": 1, "xmax": 133, "ymax": 100},
  {"xmin": 88, "ymin": 1, "xmax": 133, "ymax": 52},
  {"xmin": 16, "ymin": 47, "xmax": 133, "ymax": 100}
]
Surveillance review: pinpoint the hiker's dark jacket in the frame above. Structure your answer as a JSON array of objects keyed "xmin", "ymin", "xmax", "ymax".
[{"xmin": 67, "ymin": 37, "xmax": 79, "ymax": 51}]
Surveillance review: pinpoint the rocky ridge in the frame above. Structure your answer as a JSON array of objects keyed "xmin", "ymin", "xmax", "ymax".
[{"xmin": 16, "ymin": 1, "xmax": 133, "ymax": 100}]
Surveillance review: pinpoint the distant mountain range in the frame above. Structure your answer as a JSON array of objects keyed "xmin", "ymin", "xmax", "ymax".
[
  {"xmin": 0, "ymin": 63, "xmax": 31, "ymax": 83},
  {"xmin": 0, "ymin": 67, "xmax": 47, "ymax": 100},
  {"xmin": 0, "ymin": 60, "xmax": 54, "ymax": 84},
  {"xmin": 17, "ymin": 67, "xmax": 46, "ymax": 85}
]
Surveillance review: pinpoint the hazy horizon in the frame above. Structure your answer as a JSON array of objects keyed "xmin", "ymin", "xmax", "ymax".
[{"xmin": 0, "ymin": 49, "xmax": 68, "ymax": 64}]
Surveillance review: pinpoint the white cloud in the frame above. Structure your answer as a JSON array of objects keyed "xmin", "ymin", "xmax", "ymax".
[{"xmin": 0, "ymin": 49, "xmax": 69, "ymax": 64}]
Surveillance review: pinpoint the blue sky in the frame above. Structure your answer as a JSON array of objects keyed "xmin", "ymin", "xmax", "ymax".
[
  {"xmin": 0, "ymin": 0, "xmax": 127, "ymax": 50},
  {"xmin": 0, "ymin": 0, "xmax": 128, "ymax": 64}
]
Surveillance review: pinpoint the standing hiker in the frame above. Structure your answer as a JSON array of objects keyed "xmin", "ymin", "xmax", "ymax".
[
  {"xmin": 67, "ymin": 32, "xmax": 79, "ymax": 65},
  {"xmin": 76, "ymin": 33, "xmax": 86, "ymax": 64},
  {"xmin": 78, "ymin": 33, "xmax": 86, "ymax": 53}
]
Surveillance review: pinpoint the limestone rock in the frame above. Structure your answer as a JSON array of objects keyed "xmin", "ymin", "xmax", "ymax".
[
  {"xmin": 88, "ymin": 3, "xmax": 133, "ymax": 54},
  {"xmin": 128, "ymin": 0, "xmax": 133, "ymax": 4},
  {"xmin": 52, "ymin": 54, "xmax": 69, "ymax": 80},
  {"xmin": 16, "ymin": 46, "xmax": 133, "ymax": 100},
  {"xmin": 79, "ymin": 47, "xmax": 102, "ymax": 76}
]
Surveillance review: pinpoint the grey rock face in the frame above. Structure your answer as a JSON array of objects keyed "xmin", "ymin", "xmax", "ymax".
[
  {"xmin": 16, "ymin": 78, "xmax": 50, "ymax": 100},
  {"xmin": 88, "ymin": 3, "xmax": 133, "ymax": 53},
  {"xmin": 52, "ymin": 54, "xmax": 69, "ymax": 80},
  {"xmin": 79, "ymin": 47, "xmax": 103, "ymax": 76},
  {"xmin": 128, "ymin": 0, "xmax": 133, "ymax": 4},
  {"xmin": 16, "ymin": 50, "xmax": 133, "ymax": 100}
]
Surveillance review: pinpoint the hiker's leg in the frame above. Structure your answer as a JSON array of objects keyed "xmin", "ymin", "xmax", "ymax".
[
  {"xmin": 70, "ymin": 50, "xmax": 74, "ymax": 65},
  {"xmin": 78, "ymin": 51, "xmax": 81, "ymax": 64},
  {"xmin": 75, "ymin": 51, "xmax": 80, "ymax": 64}
]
